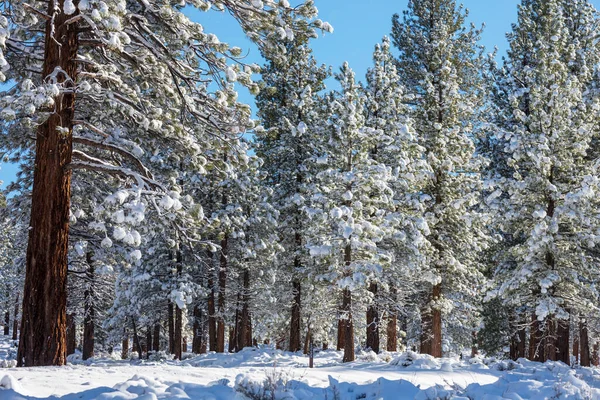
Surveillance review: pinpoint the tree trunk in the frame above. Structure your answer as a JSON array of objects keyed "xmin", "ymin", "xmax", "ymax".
[
  {"xmin": 336, "ymin": 318, "xmax": 344, "ymax": 351},
  {"xmin": 208, "ymin": 278, "xmax": 217, "ymax": 352},
  {"xmin": 17, "ymin": 0, "xmax": 78, "ymax": 367},
  {"xmin": 228, "ymin": 326, "xmax": 235, "ymax": 353},
  {"xmin": 168, "ymin": 301, "xmax": 175, "ymax": 354},
  {"xmin": 529, "ymin": 312, "xmax": 543, "ymax": 361},
  {"xmin": 580, "ymin": 319, "xmax": 590, "ymax": 367},
  {"xmin": 153, "ymin": 324, "xmax": 160, "ymax": 352},
  {"xmin": 121, "ymin": 337, "xmax": 129, "ymax": 359},
  {"xmin": 174, "ymin": 251, "xmax": 183, "ymax": 360},
  {"xmin": 573, "ymin": 324, "xmax": 580, "ymax": 366},
  {"xmin": 342, "ymin": 287, "xmax": 354, "ymax": 363},
  {"xmin": 471, "ymin": 331, "xmax": 478, "ymax": 357},
  {"xmin": 82, "ymin": 253, "xmax": 95, "ymax": 360},
  {"xmin": 192, "ymin": 305, "xmax": 204, "ymax": 354},
  {"xmin": 386, "ymin": 311, "xmax": 397, "ymax": 352},
  {"xmin": 289, "ymin": 278, "xmax": 302, "ymax": 352},
  {"xmin": 303, "ymin": 327, "xmax": 311, "ymax": 355},
  {"xmin": 3, "ymin": 311, "xmax": 8, "ymax": 336},
  {"xmin": 66, "ymin": 313, "xmax": 76, "ymax": 356},
  {"xmin": 556, "ymin": 317, "xmax": 569, "ymax": 364},
  {"xmin": 517, "ymin": 314, "xmax": 526, "ymax": 359},
  {"xmin": 216, "ymin": 235, "xmax": 228, "ymax": 353},
  {"xmin": 12, "ymin": 294, "xmax": 19, "ymax": 341},
  {"xmin": 366, "ymin": 282, "xmax": 379, "ymax": 353},
  {"xmin": 238, "ymin": 269, "xmax": 251, "ymax": 351}
]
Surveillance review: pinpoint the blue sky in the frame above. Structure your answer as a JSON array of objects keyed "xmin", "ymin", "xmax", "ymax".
[{"xmin": 2, "ymin": 0, "xmax": 599, "ymax": 188}]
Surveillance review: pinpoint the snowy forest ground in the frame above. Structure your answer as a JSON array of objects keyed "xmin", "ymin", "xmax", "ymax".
[{"xmin": 1, "ymin": 337, "xmax": 600, "ymax": 399}]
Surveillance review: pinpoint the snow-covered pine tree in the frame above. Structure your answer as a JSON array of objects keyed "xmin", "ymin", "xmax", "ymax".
[
  {"xmin": 391, "ymin": 0, "xmax": 489, "ymax": 357},
  {"xmin": 1, "ymin": 0, "xmax": 323, "ymax": 365},
  {"xmin": 306, "ymin": 63, "xmax": 396, "ymax": 362},
  {"xmin": 487, "ymin": 0, "xmax": 600, "ymax": 363},
  {"xmin": 255, "ymin": 28, "xmax": 330, "ymax": 352},
  {"xmin": 363, "ymin": 36, "xmax": 430, "ymax": 353}
]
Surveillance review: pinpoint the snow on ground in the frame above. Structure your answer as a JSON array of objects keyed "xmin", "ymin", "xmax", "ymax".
[{"xmin": 0, "ymin": 336, "xmax": 600, "ymax": 399}]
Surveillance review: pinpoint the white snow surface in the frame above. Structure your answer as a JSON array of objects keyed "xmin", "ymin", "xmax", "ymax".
[{"xmin": 1, "ymin": 337, "xmax": 600, "ymax": 399}]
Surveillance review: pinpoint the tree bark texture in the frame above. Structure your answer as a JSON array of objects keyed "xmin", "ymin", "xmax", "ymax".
[
  {"xmin": 82, "ymin": 254, "xmax": 95, "ymax": 360},
  {"xmin": 386, "ymin": 311, "xmax": 397, "ymax": 352},
  {"xmin": 366, "ymin": 282, "xmax": 379, "ymax": 353},
  {"xmin": 153, "ymin": 324, "xmax": 160, "ymax": 352},
  {"xmin": 556, "ymin": 317, "xmax": 569, "ymax": 364},
  {"xmin": 580, "ymin": 319, "xmax": 590, "ymax": 367},
  {"xmin": 66, "ymin": 313, "xmax": 76, "ymax": 356},
  {"xmin": 17, "ymin": 0, "xmax": 78, "ymax": 367}
]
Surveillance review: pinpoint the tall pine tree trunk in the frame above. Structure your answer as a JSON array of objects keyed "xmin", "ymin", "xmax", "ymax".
[
  {"xmin": 208, "ymin": 278, "xmax": 217, "ymax": 352},
  {"xmin": 17, "ymin": 0, "xmax": 78, "ymax": 367},
  {"xmin": 545, "ymin": 317, "xmax": 556, "ymax": 362},
  {"xmin": 192, "ymin": 305, "xmax": 205, "ymax": 354},
  {"xmin": 82, "ymin": 253, "xmax": 95, "ymax": 360},
  {"xmin": 366, "ymin": 282, "xmax": 379, "ymax": 353},
  {"xmin": 386, "ymin": 311, "xmax": 398, "ymax": 352},
  {"xmin": 573, "ymin": 325, "xmax": 580, "ymax": 366},
  {"xmin": 66, "ymin": 313, "xmax": 76, "ymax": 356},
  {"xmin": 289, "ymin": 277, "xmax": 302, "ymax": 352},
  {"xmin": 12, "ymin": 294, "xmax": 19, "ymax": 341},
  {"xmin": 529, "ymin": 312, "xmax": 543, "ymax": 362},
  {"xmin": 556, "ymin": 317, "xmax": 569, "ymax": 364},
  {"xmin": 580, "ymin": 319, "xmax": 590, "ymax": 367},
  {"xmin": 216, "ymin": 235, "xmax": 228, "ymax": 353},
  {"xmin": 336, "ymin": 318, "xmax": 344, "ymax": 351},
  {"xmin": 342, "ymin": 243, "xmax": 354, "ymax": 363},
  {"xmin": 342, "ymin": 287, "xmax": 354, "ymax": 362},
  {"xmin": 121, "ymin": 336, "xmax": 129, "ymax": 359}
]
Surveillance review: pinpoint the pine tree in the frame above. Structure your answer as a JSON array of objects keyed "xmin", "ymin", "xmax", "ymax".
[
  {"xmin": 392, "ymin": 0, "xmax": 489, "ymax": 357},
  {"xmin": 1, "ymin": 0, "xmax": 322, "ymax": 365},
  {"xmin": 488, "ymin": 0, "xmax": 600, "ymax": 363},
  {"xmin": 363, "ymin": 36, "xmax": 430, "ymax": 353},
  {"xmin": 255, "ymin": 30, "xmax": 330, "ymax": 352}
]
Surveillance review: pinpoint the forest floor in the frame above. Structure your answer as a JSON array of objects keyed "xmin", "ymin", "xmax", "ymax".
[{"xmin": 0, "ymin": 336, "xmax": 599, "ymax": 399}]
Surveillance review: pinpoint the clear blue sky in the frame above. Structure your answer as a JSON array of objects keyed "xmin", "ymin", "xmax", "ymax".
[{"xmin": 2, "ymin": 0, "xmax": 599, "ymax": 188}]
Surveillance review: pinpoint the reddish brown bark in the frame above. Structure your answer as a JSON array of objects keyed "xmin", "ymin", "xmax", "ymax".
[
  {"xmin": 17, "ymin": 0, "xmax": 78, "ymax": 367},
  {"xmin": 336, "ymin": 318, "xmax": 344, "ymax": 351},
  {"xmin": 556, "ymin": 318, "xmax": 569, "ymax": 364},
  {"xmin": 386, "ymin": 311, "xmax": 398, "ymax": 352},
  {"xmin": 580, "ymin": 320, "xmax": 590, "ymax": 367},
  {"xmin": 121, "ymin": 337, "xmax": 129, "ymax": 359},
  {"xmin": 529, "ymin": 313, "xmax": 543, "ymax": 362},
  {"xmin": 366, "ymin": 282, "xmax": 379, "ymax": 353}
]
